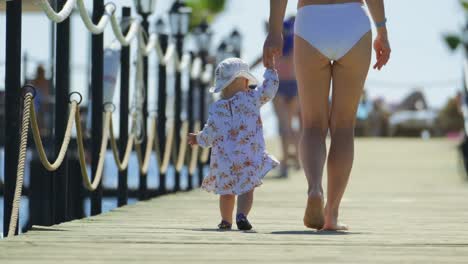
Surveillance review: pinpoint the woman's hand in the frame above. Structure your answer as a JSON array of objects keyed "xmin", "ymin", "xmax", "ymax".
[
  {"xmin": 373, "ymin": 33, "xmax": 391, "ymax": 70},
  {"xmin": 187, "ymin": 133, "xmax": 198, "ymax": 146},
  {"xmin": 263, "ymin": 32, "xmax": 283, "ymax": 69}
]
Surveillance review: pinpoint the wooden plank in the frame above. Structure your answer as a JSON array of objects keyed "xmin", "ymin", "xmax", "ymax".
[{"xmin": 1, "ymin": 139, "xmax": 468, "ymax": 263}]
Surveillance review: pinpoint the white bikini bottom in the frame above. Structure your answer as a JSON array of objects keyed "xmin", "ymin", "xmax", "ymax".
[{"xmin": 294, "ymin": 3, "xmax": 371, "ymax": 61}]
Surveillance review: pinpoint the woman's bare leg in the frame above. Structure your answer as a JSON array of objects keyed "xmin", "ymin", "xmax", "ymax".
[
  {"xmin": 237, "ymin": 189, "xmax": 254, "ymax": 216},
  {"xmin": 324, "ymin": 31, "xmax": 372, "ymax": 231},
  {"xmin": 294, "ymin": 35, "xmax": 332, "ymax": 229},
  {"xmin": 220, "ymin": 194, "xmax": 235, "ymax": 224}
]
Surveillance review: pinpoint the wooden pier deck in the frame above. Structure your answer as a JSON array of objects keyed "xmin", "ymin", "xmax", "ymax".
[{"xmin": 1, "ymin": 139, "xmax": 468, "ymax": 263}]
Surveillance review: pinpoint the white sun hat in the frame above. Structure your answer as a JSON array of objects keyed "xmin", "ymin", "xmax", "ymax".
[{"xmin": 209, "ymin": 57, "xmax": 258, "ymax": 93}]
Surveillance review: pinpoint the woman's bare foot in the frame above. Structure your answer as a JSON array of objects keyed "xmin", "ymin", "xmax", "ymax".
[
  {"xmin": 322, "ymin": 206, "xmax": 348, "ymax": 231},
  {"xmin": 303, "ymin": 196, "xmax": 324, "ymax": 230}
]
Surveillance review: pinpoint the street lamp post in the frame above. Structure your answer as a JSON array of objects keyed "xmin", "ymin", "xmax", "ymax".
[
  {"xmin": 217, "ymin": 41, "xmax": 229, "ymax": 64},
  {"xmin": 187, "ymin": 50, "xmax": 196, "ymax": 190},
  {"xmin": 90, "ymin": 0, "xmax": 105, "ymax": 216},
  {"xmin": 193, "ymin": 19, "xmax": 213, "ymax": 186},
  {"xmin": 117, "ymin": 7, "xmax": 132, "ymax": 207},
  {"xmin": 229, "ymin": 29, "xmax": 242, "ymax": 58},
  {"xmin": 156, "ymin": 18, "xmax": 169, "ymax": 195},
  {"xmin": 169, "ymin": 0, "xmax": 191, "ymax": 192},
  {"xmin": 134, "ymin": 0, "xmax": 156, "ymax": 200}
]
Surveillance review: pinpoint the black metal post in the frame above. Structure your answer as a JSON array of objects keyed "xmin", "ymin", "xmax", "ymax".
[
  {"xmin": 174, "ymin": 34, "xmax": 184, "ymax": 192},
  {"xmin": 91, "ymin": 0, "xmax": 104, "ymax": 216},
  {"xmin": 118, "ymin": 7, "xmax": 131, "ymax": 207},
  {"xmin": 187, "ymin": 52, "xmax": 196, "ymax": 191},
  {"xmin": 138, "ymin": 14, "xmax": 149, "ymax": 200},
  {"xmin": 54, "ymin": 0, "xmax": 71, "ymax": 223},
  {"xmin": 3, "ymin": 0, "xmax": 22, "ymax": 237},
  {"xmin": 157, "ymin": 21, "xmax": 169, "ymax": 195},
  {"xmin": 174, "ymin": 33, "xmax": 184, "ymax": 192},
  {"xmin": 198, "ymin": 51, "xmax": 208, "ymax": 185}
]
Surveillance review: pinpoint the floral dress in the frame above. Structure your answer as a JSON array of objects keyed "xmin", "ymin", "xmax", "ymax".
[{"xmin": 197, "ymin": 69, "xmax": 280, "ymax": 195}]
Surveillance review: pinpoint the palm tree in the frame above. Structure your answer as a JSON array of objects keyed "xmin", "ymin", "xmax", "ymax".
[
  {"xmin": 444, "ymin": 0, "xmax": 468, "ymax": 50},
  {"xmin": 444, "ymin": 1, "xmax": 468, "ymax": 180},
  {"xmin": 186, "ymin": 0, "xmax": 226, "ymax": 30}
]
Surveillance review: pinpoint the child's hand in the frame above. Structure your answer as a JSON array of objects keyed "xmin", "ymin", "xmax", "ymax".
[
  {"xmin": 187, "ymin": 133, "xmax": 198, "ymax": 146},
  {"xmin": 263, "ymin": 32, "xmax": 282, "ymax": 69}
]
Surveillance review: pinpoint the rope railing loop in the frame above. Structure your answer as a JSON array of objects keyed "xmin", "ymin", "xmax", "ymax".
[
  {"xmin": 200, "ymin": 147, "xmax": 210, "ymax": 163},
  {"xmin": 37, "ymin": 0, "xmax": 76, "ymax": 23},
  {"xmin": 201, "ymin": 64, "xmax": 214, "ymax": 84},
  {"xmin": 159, "ymin": 122, "xmax": 175, "ymax": 174},
  {"xmin": 7, "ymin": 92, "xmax": 33, "ymax": 237},
  {"xmin": 135, "ymin": 116, "xmax": 157, "ymax": 175},
  {"xmin": 139, "ymin": 32, "xmax": 158, "ymax": 56},
  {"xmin": 77, "ymin": 0, "xmax": 116, "ymax": 35},
  {"xmin": 161, "ymin": 42, "xmax": 176, "ymax": 65},
  {"xmin": 31, "ymin": 100, "xmax": 77, "ymax": 171},
  {"xmin": 188, "ymin": 121, "xmax": 201, "ymax": 174},
  {"xmin": 110, "ymin": 15, "xmax": 141, "ymax": 46},
  {"xmin": 174, "ymin": 121, "xmax": 189, "ymax": 172},
  {"xmin": 190, "ymin": 57, "xmax": 203, "ymax": 79},
  {"xmin": 177, "ymin": 53, "xmax": 192, "ymax": 72},
  {"xmin": 75, "ymin": 108, "xmax": 111, "ymax": 191},
  {"xmin": 109, "ymin": 115, "xmax": 135, "ymax": 171}
]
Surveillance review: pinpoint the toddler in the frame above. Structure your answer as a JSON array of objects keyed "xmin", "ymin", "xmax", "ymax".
[{"xmin": 188, "ymin": 57, "xmax": 279, "ymax": 230}]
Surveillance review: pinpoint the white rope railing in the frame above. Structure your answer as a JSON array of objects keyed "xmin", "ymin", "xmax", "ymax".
[
  {"xmin": 38, "ymin": 0, "xmax": 76, "ymax": 23},
  {"xmin": 110, "ymin": 15, "xmax": 141, "ymax": 47},
  {"xmin": 36, "ymin": 0, "xmax": 215, "ymax": 79},
  {"xmin": 201, "ymin": 64, "xmax": 214, "ymax": 84},
  {"xmin": 77, "ymin": 1, "xmax": 116, "ymax": 34},
  {"xmin": 191, "ymin": 57, "xmax": 203, "ymax": 79},
  {"xmin": 177, "ymin": 53, "xmax": 192, "ymax": 72}
]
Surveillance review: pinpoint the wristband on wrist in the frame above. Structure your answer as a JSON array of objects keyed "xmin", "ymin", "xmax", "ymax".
[{"xmin": 375, "ymin": 18, "xmax": 387, "ymax": 28}]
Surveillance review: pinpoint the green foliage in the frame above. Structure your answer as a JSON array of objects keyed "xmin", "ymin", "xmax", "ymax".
[
  {"xmin": 444, "ymin": 35, "xmax": 461, "ymax": 51},
  {"xmin": 443, "ymin": 1, "xmax": 468, "ymax": 51},
  {"xmin": 461, "ymin": 0, "xmax": 468, "ymax": 11},
  {"xmin": 186, "ymin": 0, "xmax": 226, "ymax": 30}
]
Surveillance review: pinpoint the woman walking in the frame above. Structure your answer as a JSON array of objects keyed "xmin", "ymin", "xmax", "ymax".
[{"xmin": 263, "ymin": 0, "xmax": 391, "ymax": 230}]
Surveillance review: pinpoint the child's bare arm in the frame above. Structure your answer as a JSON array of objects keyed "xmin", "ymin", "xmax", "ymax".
[
  {"xmin": 254, "ymin": 68, "xmax": 279, "ymax": 107},
  {"xmin": 189, "ymin": 116, "xmax": 216, "ymax": 148}
]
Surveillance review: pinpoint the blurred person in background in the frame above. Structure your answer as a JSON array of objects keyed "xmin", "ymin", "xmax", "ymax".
[
  {"xmin": 30, "ymin": 64, "xmax": 52, "ymax": 136},
  {"xmin": 253, "ymin": 16, "xmax": 301, "ymax": 178},
  {"xmin": 437, "ymin": 91, "xmax": 464, "ymax": 137}
]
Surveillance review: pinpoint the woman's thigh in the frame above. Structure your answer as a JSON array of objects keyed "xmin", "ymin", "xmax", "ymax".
[
  {"xmin": 330, "ymin": 31, "xmax": 372, "ymax": 131},
  {"xmin": 294, "ymin": 35, "xmax": 332, "ymax": 130}
]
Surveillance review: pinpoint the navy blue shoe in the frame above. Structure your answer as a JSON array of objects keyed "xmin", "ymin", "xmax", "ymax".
[
  {"xmin": 236, "ymin": 213, "xmax": 253, "ymax": 231},
  {"xmin": 218, "ymin": 220, "xmax": 232, "ymax": 230}
]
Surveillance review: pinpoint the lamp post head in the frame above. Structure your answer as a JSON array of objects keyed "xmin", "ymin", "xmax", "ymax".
[
  {"xmin": 229, "ymin": 29, "xmax": 242, "ymax": 56},
  {"xmin": 156, "ymin": 18, "xmax": 167, "ymax": 35},
  {"xmin": 134, "ymin": 0, "xmax": 156, "ymax": 15},
  {"xmin": 193, "ymin": 18, "xmax": 213, "ymax": 53},
  {"xmin": 169, "ymin": 0, "xmax": 192, "ymax": 35}
]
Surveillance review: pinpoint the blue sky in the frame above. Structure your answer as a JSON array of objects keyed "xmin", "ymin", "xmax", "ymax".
[{"xmin": 0, "ymin": 0, "xmax": 465, "ymax": 107}]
